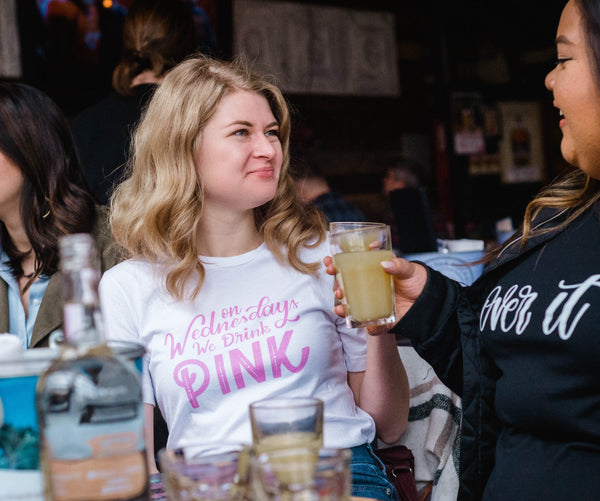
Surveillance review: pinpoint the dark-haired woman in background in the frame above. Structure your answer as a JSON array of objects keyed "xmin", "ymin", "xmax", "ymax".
[
  {"xmin": 71, "ymin": 0, "xmax": 198, "ymax": 205},
  {"xmin": 0, "ymin": 81, "xmax": 120, "ymax": 349}
]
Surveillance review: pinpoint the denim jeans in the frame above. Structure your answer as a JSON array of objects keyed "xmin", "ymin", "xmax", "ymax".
[{"xmin": 350, "ymin": 443, "xmax": 398, "ymax": 501}]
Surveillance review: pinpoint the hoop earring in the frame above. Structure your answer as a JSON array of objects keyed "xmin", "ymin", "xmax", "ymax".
[{"xmin": 42, "ymin": 196, "xmax": 51, "ymax": 219}]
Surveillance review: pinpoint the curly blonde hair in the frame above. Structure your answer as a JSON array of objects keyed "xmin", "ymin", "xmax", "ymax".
[
  {"xmin": 110, "ymin": 55, "xmax": 326, "ymax": 301},
  {"xmin": 483, "ymin": 162, "xmax": 600, "ymax": 264},
  {"xmin": 521, "ymin": 170, "xmax": 599, "ymax": 239}
]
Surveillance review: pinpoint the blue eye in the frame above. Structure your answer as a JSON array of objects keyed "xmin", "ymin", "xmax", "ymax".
[
  {"xmin": 233, "ymin": 129, "xmax": 249, "ymax": 136},
  {"xmin": 266, "ymin": 129, "xmax": 280, "ymax": 138}
]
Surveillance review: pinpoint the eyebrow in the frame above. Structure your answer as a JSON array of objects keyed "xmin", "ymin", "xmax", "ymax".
[
  {"xmin": 226, "ymin": 120, "xmax": 280, "ymax": 128},
  {"xmin": 555, "ymin": 34, "xmax": 574, "ymax": 46}
]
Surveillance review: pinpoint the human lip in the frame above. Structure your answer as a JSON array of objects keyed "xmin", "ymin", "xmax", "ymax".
[
  {"xmin": 553, "ymin": 101, "xmax": 566, "ymax": 128},
  {"xmin": 248, "ymin": 166, "xmax": 275, "ymax": 177}
]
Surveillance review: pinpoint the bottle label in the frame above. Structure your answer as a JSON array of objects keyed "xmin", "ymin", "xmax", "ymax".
[
  {"xmin": 0, "ymin": 357, "xmax": 53, "ymax": 501},
  {"xmin": 48, "ymin": 433, "xmax": 147, "ymax": 501},
  {"xmin": 0, "ymin": 375, "xmax": 40, "ymax": 469}
]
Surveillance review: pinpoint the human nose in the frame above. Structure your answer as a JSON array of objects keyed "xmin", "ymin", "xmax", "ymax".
[
  {"xmin": 545, "ymin": 67, "xmax": 555, "ymax": 91},
  {"xmin": 253, "ymin": 134, "xmax": 277, "ymax": 158}
]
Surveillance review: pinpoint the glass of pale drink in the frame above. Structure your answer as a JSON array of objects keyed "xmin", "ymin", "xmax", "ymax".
[
  {"xmin": 249, "ymin": 446, "xmax": 351, "ymax": 501},
  {"xmin": 249, "ymin": 397, "xmax": 324, "ymax": 455},
  {"xmin": 158, "ymin": 442, "xmax": 249, "ymax": 501},
  {"xmin": 329, "ymin": 222, "xmax": 396, "ymax": 329}
]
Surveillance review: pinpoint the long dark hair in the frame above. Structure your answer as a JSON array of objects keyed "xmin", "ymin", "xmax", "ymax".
[
  {"xmin": 578, "ymin": 0, "xmax": 600, "ymax": 82},
  {"xmin": 0, "ymin": 82, "xmax": 96, "ymax": 285}
]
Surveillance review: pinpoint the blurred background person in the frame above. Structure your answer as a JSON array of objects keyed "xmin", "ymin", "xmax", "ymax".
[
  {"xmin": 382, "ymin": 157, "xmax": 437, "ymax": 255},
  {"xmin": 0, "ymin": 81, "xmax": 120, "ymax": 350},
  {"xmin": 70, "ymin": 0, "xmax": 198, "ymax": 204},
  {"xmin": 382, "ymin": 158, "xmax": 421, "ymax": 197},
  {"xmin": 294, "ymin": 160, "xmax": 367, "ymax": 223}
]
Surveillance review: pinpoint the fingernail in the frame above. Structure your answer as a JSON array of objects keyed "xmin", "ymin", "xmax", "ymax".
[{"xmin": 381, "ymin": 260, "xmax": 394, "ymax": 270}]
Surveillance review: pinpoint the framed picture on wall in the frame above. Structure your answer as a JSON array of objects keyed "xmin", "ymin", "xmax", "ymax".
[
  {"xmin": 498, "ymin": 101, "xmax": 545, "ymax": 183},
  {"xmin": 451, "ymin": 92, "xmax": 486, "ymax": 155}
]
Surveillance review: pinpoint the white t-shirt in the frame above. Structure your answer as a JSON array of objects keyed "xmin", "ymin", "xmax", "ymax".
[{"xmin": 99, "ymin": 240, "xmax": 376, "ymax": 449}]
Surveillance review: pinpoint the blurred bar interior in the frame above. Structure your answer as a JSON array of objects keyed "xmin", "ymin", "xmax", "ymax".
[{"xmin": 2, "ymin": 0, "xmax": 569, "ymax": 246}]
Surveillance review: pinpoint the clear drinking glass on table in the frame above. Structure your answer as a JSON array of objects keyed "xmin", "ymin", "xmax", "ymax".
[
  {"xmin": 249, "ymin": 397, "xmax": 324, "ymax": 454},
  {"xmin": 158, "ymin": 442, "xmax": 250, "ymax": 501},
  {"xmin": 249, "ymin": 446, "xmax": 351, "ymax": 501},
  {"xmin": 328, "ymin": 222, "xmax": 396, "ymax": 329}
]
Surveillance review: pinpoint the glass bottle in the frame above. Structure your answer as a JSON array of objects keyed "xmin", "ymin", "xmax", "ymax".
[{"xmin": 36, "ymin": 234, "xmax": 149, "ymax": 500}]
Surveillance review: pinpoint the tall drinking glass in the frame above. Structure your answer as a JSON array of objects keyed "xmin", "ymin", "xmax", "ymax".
[
  {"xmin": 249, "ymin": 397, "xmax": 324, "ymax": 455},
  {"xmin": 329, "ymin": 222, "xmax": 396, "ymax": 328}
]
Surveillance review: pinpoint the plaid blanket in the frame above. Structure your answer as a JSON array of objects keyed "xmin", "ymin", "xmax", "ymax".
[{"xmin": 378, "ymin": 347, "xmax": 461, "ymax": 501}]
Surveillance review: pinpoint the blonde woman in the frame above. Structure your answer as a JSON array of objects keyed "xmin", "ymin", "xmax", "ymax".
[
  {"xmin": 326, "ymin": 1, "xmax": 600, "ymax": 499},
  {"xmin": 99, "ymin": 55, "xmax": 409, "ymax": 501}
]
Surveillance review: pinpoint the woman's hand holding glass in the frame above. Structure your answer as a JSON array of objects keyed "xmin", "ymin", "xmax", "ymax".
[{"xmin": 323, "ymin": 255, "xmax": 429, "ymax": 325}]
